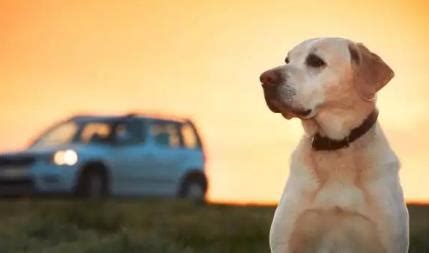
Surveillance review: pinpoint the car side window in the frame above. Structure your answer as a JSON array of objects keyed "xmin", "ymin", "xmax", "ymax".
[
  {"xmin": 150, "ymin": 121, "xmax": 181, "ymax": 148},
  {"xmin": 114, "ymin": 120, "xmax": 145, "ymax": 145},
  {"xmin": 80, "ymin": 122, "xmax": 112, "ymax": 144},
  {"xmin": 180, "ymin": 123, "xmax": 200, "ymax": 149}
]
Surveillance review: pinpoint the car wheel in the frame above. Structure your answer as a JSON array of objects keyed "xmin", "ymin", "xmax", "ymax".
[
  {"xmin": 181, "ymin": 180, "xmax": 205, "ymax": 202},
  {"xmin": 76, "ymin": 169, "xmax": 107, "ymax": 199}
]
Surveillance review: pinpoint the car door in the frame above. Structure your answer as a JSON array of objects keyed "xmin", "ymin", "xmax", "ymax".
[
  {"xmin": 108, "ymin": 118, "xmax": 150, "ymax": 196},
  {"xmin": 142, "ymin": 120, "xmax": 186, "ymax": 195}
]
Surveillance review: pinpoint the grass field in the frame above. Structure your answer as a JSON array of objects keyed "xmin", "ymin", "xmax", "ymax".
[{"xmin": 0, "ymin": 199, "xmax": 427, "ymax": 253}]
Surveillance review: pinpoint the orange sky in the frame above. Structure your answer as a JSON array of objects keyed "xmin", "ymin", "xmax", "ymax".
[{"xmin": 0, "ymin": 0, "xmax": 428, "ymax": 204}]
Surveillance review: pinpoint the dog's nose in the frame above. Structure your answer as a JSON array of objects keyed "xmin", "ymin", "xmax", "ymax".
[{"xmin": 260, "ymin": 69, "xmax": 284, "ymax": 87}]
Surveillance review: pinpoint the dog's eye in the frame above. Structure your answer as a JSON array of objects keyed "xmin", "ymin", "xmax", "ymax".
[
  {"xmin": 306, "ymin": 54, "xmax": 326, "ymax": 68},
  {"xmin": 285, "ymin": 57, "xmax": 290, "ymax": 64}
]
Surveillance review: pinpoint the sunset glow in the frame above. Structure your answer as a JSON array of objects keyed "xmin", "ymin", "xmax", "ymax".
[{"xmin": 0, "ymin": 0, "xmax": 428, "ymax": 204}]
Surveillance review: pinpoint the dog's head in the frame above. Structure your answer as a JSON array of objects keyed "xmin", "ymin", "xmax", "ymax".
[{"xmin": 260, "ymin": 38, "xmax": 394, "ymax": 122}]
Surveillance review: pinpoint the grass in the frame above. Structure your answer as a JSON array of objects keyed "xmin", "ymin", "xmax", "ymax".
[{"xmin": 0, "ymin": 199, "xmax": 427, "ymax": 253}]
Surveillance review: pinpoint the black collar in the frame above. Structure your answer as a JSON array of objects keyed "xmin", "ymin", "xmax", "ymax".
[{"xmin": 312, "ymin": 110, "xmax": 379, "ymax": 151}]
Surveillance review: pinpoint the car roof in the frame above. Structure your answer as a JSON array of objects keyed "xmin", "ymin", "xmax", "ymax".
[{"xmin": 70, "ymin": 113, "xmax": 190, "ymax": 124}]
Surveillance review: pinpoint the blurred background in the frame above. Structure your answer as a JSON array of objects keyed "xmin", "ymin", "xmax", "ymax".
[{"xmin": 0, "ymin": 1, "xmax": 428, "ymax": 252}]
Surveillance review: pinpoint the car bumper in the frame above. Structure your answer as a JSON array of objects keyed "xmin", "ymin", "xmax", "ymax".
[
  {"xmin": 0, "ymin": 178, "xmax": 35, "ymax": 196},
  {"xmin": 0, "ymin": 161, "xmax": 79, "ymax": 196}
]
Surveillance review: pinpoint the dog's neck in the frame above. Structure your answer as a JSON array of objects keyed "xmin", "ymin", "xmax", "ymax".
[
  {"xmin": 301, "ymin": 104, "xmax": 377, "ymax": 150},
  {"xmin": 312, "ymin": 110, "xmax": 378, "ymax": 150}
]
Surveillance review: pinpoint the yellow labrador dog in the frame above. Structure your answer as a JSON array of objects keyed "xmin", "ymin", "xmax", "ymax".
[{"xmin": 260, "ymin": 38, "xmax": 408, "ymax": 253}]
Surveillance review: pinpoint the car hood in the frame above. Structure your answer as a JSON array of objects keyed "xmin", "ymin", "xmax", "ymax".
[
  {"xmin": 0, "ymin": 143, "xmax": 107, "ymax": 162},
  {"xmin": 0, "ymin": 143, "xmax": 80, "ymax": 158},
  {"xmin": 0, "ymin": 148, "xmax": 55, "ymax": 160}
]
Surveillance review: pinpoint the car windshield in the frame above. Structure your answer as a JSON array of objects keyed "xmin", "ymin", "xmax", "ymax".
[
  {"xmin": 30, "ymin": 120, "xmax": 116, "ymax": 148},
  {"xmin": 31, "ymin": 121, "xmax": 79, "ymax": 148}
]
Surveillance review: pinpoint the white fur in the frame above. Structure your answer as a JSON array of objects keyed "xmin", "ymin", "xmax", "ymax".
[{"xmin": 266, "ymin": 38, "xmax": 409, "ymax": 253}]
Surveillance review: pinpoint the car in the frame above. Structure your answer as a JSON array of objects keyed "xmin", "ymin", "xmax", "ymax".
[{"xmin": 0, "ymin": 113, "xmax": 208, "ymax": 200}]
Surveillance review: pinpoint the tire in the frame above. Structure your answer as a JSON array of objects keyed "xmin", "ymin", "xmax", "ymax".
[
  {"xmin": 76, "ymin": 169, "xmax": 108, "ymax": 199},
  {"xmin": 180, "ymin": 179, "xmax": 206, "ymax": 202}
]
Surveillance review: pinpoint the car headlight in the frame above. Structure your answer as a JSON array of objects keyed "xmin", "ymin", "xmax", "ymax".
[{"xmin": 53, "ymin": 149, "xmax": 78, "ymax": 166}]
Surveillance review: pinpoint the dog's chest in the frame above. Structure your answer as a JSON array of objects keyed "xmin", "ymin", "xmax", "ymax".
[
  {"xmin": 271, "ymin": 150, "xmax": 382, "ymax": 252},
  {"xmin": 303, "ymin": 150, "xmax": 373, "ymax": 211}
]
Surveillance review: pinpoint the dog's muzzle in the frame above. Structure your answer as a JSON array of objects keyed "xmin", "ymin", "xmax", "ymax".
[
  {"xmin": 260, "ymin": 68, "xmax": 286, "ymax": 113},
  {"xmin": 262, "ymin": 85, "xmax": 282, "ymax": 113},
  {"xmin": 260, "ymin": 69, "xmax": 311, "ymax": 118}
]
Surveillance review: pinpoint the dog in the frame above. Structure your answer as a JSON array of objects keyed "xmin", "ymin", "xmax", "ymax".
[{"xmin": 260, "ymin": 38, "xmax": 409, "ymax": 253}]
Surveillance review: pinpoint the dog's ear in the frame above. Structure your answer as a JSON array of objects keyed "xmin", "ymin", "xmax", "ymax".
[{"xmin": 348, "ymin": 42, "xmax": 394, "ymax": 99}]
